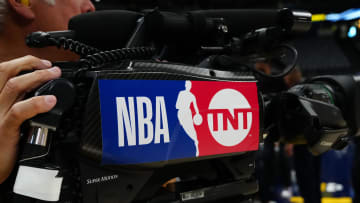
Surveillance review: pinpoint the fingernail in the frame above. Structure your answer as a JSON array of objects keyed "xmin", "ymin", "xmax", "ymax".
[
  {"xmin": 41, "ymin": 60, "xmax": 52, "ymax": 67},
  {"xmin": 48, "ymin": 67, "xmax": 60, "ymax": 74},
  {"xmin": 45, "ymin": 95, "xmax": 56, "ymax": 106}
]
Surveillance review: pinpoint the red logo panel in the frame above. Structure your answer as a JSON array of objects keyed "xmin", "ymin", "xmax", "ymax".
[{"xmin": 189, "ymin": 81, "xmax": 260, "ymax": 157}]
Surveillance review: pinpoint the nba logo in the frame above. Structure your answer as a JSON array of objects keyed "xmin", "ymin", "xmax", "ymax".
[
  {"xmin": 175, "ymin": 81, "xmax": 259, "ymax": 157},
  {"xmin": 99, "ymin": 79, "xmax": 259, "ymax": 164}
]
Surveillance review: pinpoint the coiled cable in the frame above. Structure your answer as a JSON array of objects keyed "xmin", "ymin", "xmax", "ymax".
[
  {"xmin": 79, "ymin": 47, "xmax": 156, "ymax": 69},
  {"xmin": 48, "ymin": 37, "xmax": 101, "ymax": 57}
]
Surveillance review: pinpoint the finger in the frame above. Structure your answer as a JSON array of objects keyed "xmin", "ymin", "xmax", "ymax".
[
  {"xmin": 2, "ymin": 95, "xmax": 57, "ymax": 135},
  {"xmin": 0, "ymin": 67, "xmax": 61, "ymax": 114},
  {"xmin": 0, "ymin": 55, "xmax": 52, "ymax": 91}
]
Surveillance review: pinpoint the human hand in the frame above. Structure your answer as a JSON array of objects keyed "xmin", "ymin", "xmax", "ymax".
[{"xmin": 0, "ymin": 56, "xmax": 61, "ymax": 183}]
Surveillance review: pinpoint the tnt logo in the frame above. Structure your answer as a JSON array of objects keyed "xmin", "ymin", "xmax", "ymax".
[
  {"xmin": 207, "ymin": 89, "xmax": 253, "ymax": 147},
  {"xmin": 176, "ymin": 81, "xmax": 255, "ymax": 155}
]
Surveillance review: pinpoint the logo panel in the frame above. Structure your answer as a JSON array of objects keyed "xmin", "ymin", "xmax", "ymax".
[
  {"xmin": 189, "ymin": 81, "xmax": 259, "ymax": 157},
  {"xmin": 98, "ymin": 80, "xmax": 259, "ymax": 164}
]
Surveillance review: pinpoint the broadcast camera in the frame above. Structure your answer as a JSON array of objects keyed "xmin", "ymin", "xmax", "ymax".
[{"xmin": 2, "ymin": 8, "xmax": 360, "ymax": 203}]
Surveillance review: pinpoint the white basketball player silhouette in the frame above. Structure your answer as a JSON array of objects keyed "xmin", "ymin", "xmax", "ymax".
[{"xmin": 176, "ymin": 81, "xmax": 203, "ymax": 156}]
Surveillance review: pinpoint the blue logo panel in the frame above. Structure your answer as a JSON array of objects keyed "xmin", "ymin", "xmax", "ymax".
[{"xmin": 99, "ymin": 80, "xmax": 195, "ymax": 164}]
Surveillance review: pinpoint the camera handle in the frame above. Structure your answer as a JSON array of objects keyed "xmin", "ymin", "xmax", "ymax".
[
  {"xmin": 27, "ymin": 79, "xmax": 76, "ymax": 148},
  {"xmin": 13, "ymin": 79, "xmax": 76, "ymax": 201}
]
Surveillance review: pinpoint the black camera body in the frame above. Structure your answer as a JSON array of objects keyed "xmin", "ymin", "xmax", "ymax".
[
  {"xmin": 78, "ymin": 63, "xmax": 263, "ymax": 203},
  {"xmin": 16, "ymin": 61, "xmax": 263, "ymax": 203},
  {"xmin": 7, "ymin": 8, "xmax": 360, "ymax": 203}
]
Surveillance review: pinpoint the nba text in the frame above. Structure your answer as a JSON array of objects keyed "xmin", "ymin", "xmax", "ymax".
[{"xmin": 116, "ymin": 97, "xmax": 170, "ymax": 147}]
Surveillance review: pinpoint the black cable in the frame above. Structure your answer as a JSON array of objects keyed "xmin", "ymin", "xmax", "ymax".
[
  {"xmin": 79, "ymin": 47, "xmax": 156, "ymax": 69},
  {"xmin": 26, "ymin": 32, "xmax": 101, "ymax": 57},
  {"xmin": 51, "ymin": 37, "xmax": 101, "ymax": 57}
]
